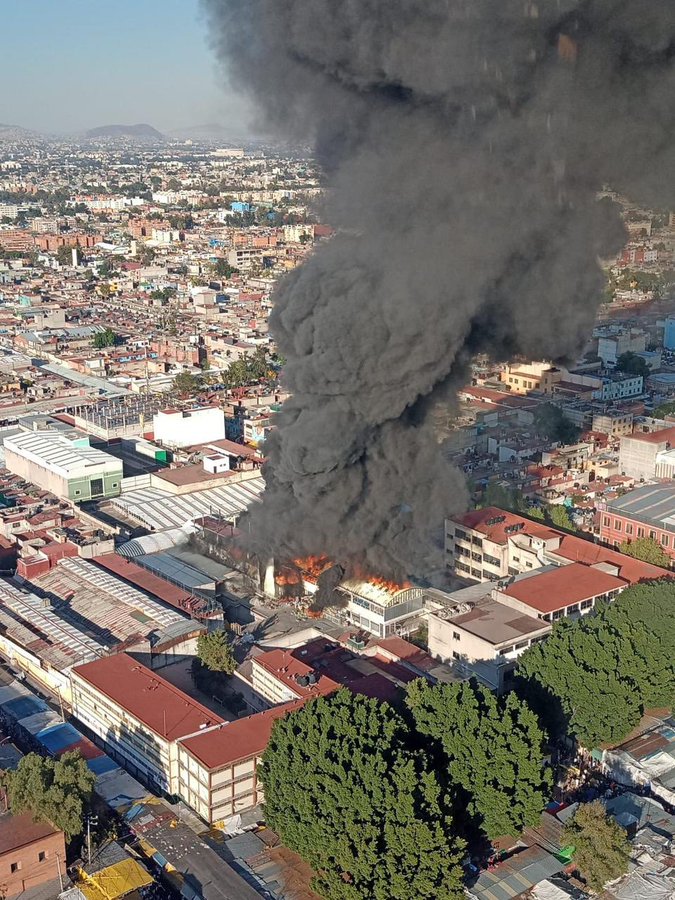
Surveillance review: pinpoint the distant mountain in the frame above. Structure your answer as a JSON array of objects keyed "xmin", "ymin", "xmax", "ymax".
[
  {"xmin": 0, "ymin": 123, "xmax": 44, "ymax": 141},
  {"xmin": 85, "ymin": 123, "xmax": 165, "ymax": 141}
]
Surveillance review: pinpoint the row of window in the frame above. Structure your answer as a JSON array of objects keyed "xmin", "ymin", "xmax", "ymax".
[{"xmin": 603, "ymin": 516, "xmax": 671, "ymax": 547}]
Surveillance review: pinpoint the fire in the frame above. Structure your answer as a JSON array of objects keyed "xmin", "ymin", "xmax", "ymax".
[
  {"xmin": 366, "ymin": 574, "xmax": 412, "ymax": 595},
  {"xmin": 352, "ymin": 566, "xmax": 412, "ymax": 595},
  {"xmin": 293, "ymin": 555, "xmax": 332, "ymax": 583}
]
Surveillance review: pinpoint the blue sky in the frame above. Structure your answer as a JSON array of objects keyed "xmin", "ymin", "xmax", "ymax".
[{"xmin": 0, "ymin": 0, "xmax": 253, "ymax": 135}]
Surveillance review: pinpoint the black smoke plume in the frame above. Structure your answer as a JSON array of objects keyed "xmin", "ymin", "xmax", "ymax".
[
  {"xmin": 310, "ymin": 564, "xmax": 347, "ymax": 613},
  {"xmin": 202, "ymin": 0, "xmax": 675, "ymax": 579}
]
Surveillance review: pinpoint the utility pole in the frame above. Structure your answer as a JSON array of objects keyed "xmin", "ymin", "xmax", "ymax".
[
  {"xmin": 55, "ymin": 851, "xmax": 64, "ymax": 892},
  {"xmin": 85, "ymin": 813, "xmax": 99, "ymax": 866}
]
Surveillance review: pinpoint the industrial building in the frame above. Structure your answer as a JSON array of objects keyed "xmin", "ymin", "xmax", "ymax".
[{"xmin": 4, "ymin": 430, "xmax": 122, "ymax": 501}]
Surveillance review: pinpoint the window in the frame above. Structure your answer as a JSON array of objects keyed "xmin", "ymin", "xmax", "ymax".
[
  {"xmin": 614, "ymin": 519, "xmax": 622, "ymax": 531},
  {"xmin": 552, "ymin": 610, "xmax": 564, "ymax": 621},
  {"xmin": 455, "ymin": 529, "xmax": 467, "ymax": 541},
  {"xmin": 452, "ymin": 651, "xmax": 460, "ymax": 661},
  {"xmin": 112, "ymin": 482, "xmax": 118, "ymax": 488},
  {"xmin": 483, "ymin": 553, "xmax": 500, "ymax": 567},
  {"xmin": 453, "ymin": 631, "xmax": 460, "ymax": 641},
  {"xmin": 649, "ymin": 530, "xmax": 657, "ymax": 540},
  {"xmin": 515, "ymin": 641, "xmax": 528, "ymax": 650},
  {"xmin": 661, "ymin": 534, "xmax": 670, "ymax": 548},
  {"xmin": 38, "ymin": 851, "xmax": 47, "ymax": 862},
  {"xmin": 603, "ymin": 515, "xmax": 610, "ymax": 527},
  {"xmin": 10, "ymin": 862, "xmax": 20, "ymax": 873},
  {"xmin": 74, "ymin": 489, "xmax": 81, "ymax": 496},
  {"xmin": 625, "ymin": 523, "xmax": 633, "ymax": 536},
  {"xmin": 580, "ymin": 599, "xmax": 593, "ymax": 610},
  {"xmin": 637, "ymin": 527, "xmax": 644, "ymax": 537}
]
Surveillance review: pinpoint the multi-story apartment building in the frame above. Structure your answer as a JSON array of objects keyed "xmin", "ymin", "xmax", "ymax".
[
  {"xmin": 71, "ymin": 654, "xmax": 222, "ymax": 796},
  {"xmin": 446, "ymin": 507, "xmax": 671, "ymax": 584}
]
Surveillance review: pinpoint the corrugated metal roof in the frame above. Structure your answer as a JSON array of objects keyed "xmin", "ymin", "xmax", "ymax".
[{"xmin": 109, "ymin": 475, "xmax": 264, "ymax": 531}]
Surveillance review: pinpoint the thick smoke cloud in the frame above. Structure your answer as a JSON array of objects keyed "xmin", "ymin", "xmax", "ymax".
[{"xmin": 203, "ymin": 0, "xmax": 675, "ymax": 579}]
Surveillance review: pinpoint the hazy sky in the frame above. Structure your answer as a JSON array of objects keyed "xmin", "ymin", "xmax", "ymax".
[{"xmin": 0, "ymin": 0, "xmax": 254, "ymax": 135}]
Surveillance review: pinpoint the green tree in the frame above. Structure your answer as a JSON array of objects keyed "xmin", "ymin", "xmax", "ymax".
[
  {"xmin": 1, "ymin": 751, "xmax": 95, "ymax": 840},
  {"xmin": 534, "ymin": 403, "xmax": 581, "ymax": 445},
  {"xmin": 55, "ymin": 244, "xmax": 83, "ymax": 265},
  {"xmin": 261, "ymin": 689, "xmax": 466, "ymax": 900},
  {"xmin": 517, "ymin": 581, "xmax": 675, "ymax": 747},
  {"xmin": 548, "ymin": 504, "xmax": 575, "ymax": 532},
  {"xmin": 212, "ymin": 258, "xmax": 239, "ymax": 279},
  {"xmin": 563, "ymin": 801, "xmax": 630, "ymax": 892},
  {"xmin": 615, "ymin": 351, "xmax": 649, "ymax": 377},
  {"xmin": 619, "ymin": 537, "xmax": 671, "ymax": 568},
  {"xmin": 653, "ymin": 400, "xmax": 675, "ymax": 420},
  {"xmin": 172, "ymin": 371, "xmax": 203, "ymax": 397},
  {"xmin": 479, "ymin": 483, "xmax": 526, "ymax": 513},
  {"xmin": 93, "ymin": 327, "xmax": 118, "ymax": 349},
  {"xmin": 98, "ymin": 258, "xmax": 116, "ymax": 279},
  {"xmin": 406, "ymin": 680, "xmax": 552, "ymax": 840},
  {"xmin": 197, "ymin": 629, "xmax": 237, "ymax": 674}
]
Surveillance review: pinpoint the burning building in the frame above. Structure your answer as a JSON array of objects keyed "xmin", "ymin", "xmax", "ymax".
[{"xmin": 339, "ymin": 577, "xmax": 426, "ymax": 639}]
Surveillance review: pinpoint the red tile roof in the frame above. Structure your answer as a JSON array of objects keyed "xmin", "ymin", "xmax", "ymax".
[
  {"xmin": 455, "ymin": 507, "xmax": 559, "ymax": 544},
  {"xmin": 502, "ymin": 563, "xmax": 626, "ymax": 613},
  {"xmin": 179, "ymin": 700, "xmax": 304, "ymax": 770},
  {"xmin": 552, "ymin": 534, "xmax": 672, "ymax": 584},
  {"xmin": 72, "ymin": 653, "xmax": 224, "ymax": 741},
  {"xmin": 625, "ymin": 427, "xmax": 675, "ymax": 445},
  {"xmin": 0, "ymin": 805, "xmax": 62, "ymax": 854}
]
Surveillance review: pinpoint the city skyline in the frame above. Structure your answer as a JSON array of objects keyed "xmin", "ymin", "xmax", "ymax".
[{"xmin": 0, "ymin": 0, "xmax": 254, "ymax": 136}]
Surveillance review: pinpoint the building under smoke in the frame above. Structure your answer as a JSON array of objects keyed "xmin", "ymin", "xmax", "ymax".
[{"xmin": 203, "ymin": 0, "xmax": 675, "ymax": 579}]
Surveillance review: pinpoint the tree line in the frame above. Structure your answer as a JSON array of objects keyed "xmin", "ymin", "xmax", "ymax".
[{"xmin": 259, "ymin": 581, "xmax": 673, "ymax": 899}]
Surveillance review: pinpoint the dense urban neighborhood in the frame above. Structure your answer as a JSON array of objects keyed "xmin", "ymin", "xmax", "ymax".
[{"xmin": 0, "ymin": 128, "xmax": 672, "ymax": 900}]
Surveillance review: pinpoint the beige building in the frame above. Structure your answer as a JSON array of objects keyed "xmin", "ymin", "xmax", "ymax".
[
  {"xmin": 619, "ymin": 427, "xmax": 675, "ymax": 480},
  {"xmin": 500, "ymin": 362, "xmax": 562, "ymax": 395}
]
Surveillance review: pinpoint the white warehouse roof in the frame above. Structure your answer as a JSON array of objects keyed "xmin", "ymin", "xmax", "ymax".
[{"xmin": 4, "ymin": 430, "xmax": 122, "ymax": 478}]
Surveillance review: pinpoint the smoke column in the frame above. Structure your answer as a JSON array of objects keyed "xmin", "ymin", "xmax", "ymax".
[{"xmin": 203, "ymin": 0, "xmax": 675, "ymax": 579}]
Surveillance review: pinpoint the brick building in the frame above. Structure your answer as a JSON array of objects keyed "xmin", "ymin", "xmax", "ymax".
[{"xmin": 0, "ymin": 799, "xmax": 66, "ymax": 898}]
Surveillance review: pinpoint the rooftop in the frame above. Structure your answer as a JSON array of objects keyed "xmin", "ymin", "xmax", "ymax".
[
  {"xmin": 448, "ymin": 599, "xmax": 550, "ymax": 646},
  {"xmin": 0, "ymin": 804, "xmax": 62, "ymax": 855},
  {"xmin": 501, "ymin": 563, "xmax": 626, "ymax": 613},
  {"xmin": 179, "ymin": 700, "xmax": 303, "ymax": 770},
  {"xmin": 453, "ymin": 507, "xmax": 559, "ymax": 545},
  {"xmin": 623, "ymin": 426, "xmax": 675, "ymax": 445},
  {"xmin": 4, "ymin": 430, "xmax": 121, "ymax": 477},
  {"xmin": 73, "ymin": 653, "xmax": 224, "ymax": 742},
  {"xmin": 551, "ymin": 532, "xmax": 671, "ymax": 584},
  {"xmin": 607, "ymin": 483, "xmax": 675, "ymax": 529}
]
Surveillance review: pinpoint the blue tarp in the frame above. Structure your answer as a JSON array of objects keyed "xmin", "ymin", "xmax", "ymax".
[
  {"xmin": 87, "ymin": 755, "xmax": 119, "ymax": 776},
  {"xmin": 3, "ymin": 695, "xmax": 48, "ymax": 720},
  {"xmin": 36, "ymin": 722, "xmax": 82, "ymax": 753}
]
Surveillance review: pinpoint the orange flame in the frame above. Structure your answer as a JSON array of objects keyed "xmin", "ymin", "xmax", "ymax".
[{"xmin": 352, "ymin": 566, "xmax": 412, "ymax": 595}]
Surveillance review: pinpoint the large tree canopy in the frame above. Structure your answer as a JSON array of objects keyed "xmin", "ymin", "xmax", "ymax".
[
  {"xmin": 563, "ymin": 801, "xmax": 630, "ymax": 892},
  {"xmin": 517, "ymin": 581, "xmax": 675, "ymax": 748},
  {"xmin": 260, "ymin": 688, "xmax": 465, "ymax": 900},
  {"xmin": 406, "ymin": 679, "xmax": 552, "ymax": 840},
  {"xmin": 1, "ymin": 751, "xmax": 95, "ymax": 840}
]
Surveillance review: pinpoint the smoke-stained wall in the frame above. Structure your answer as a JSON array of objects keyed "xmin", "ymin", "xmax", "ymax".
[{"xmin": 203, "ymin": 0, "xmax": 675, "ymax": 578}]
